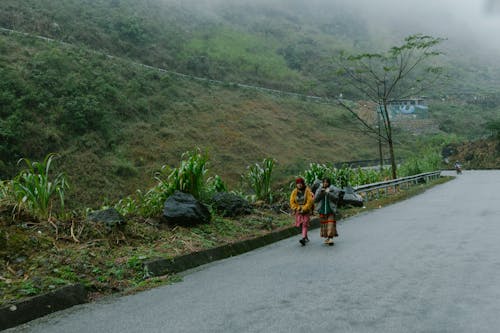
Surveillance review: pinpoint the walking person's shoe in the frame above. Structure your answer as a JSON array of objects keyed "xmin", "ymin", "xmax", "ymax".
[
  {"xmin": 327, "ymin": 238, "xmax": 334, "ymax": 246},
  {"xmin": 304, "ymin": 236, "xmax": 309, "ymax": 243},
  {"xmin": 299, "ymin": 238, "xmax": 306, "ymax": 246},
  {"xmin": 323, "ymin": 238, "xmax": 330, "ymax": 244}
]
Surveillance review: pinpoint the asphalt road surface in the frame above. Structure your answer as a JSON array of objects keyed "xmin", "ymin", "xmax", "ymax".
[{"xmin": 9, "ymin": 170, "xmax": 500, "ymax": 333}]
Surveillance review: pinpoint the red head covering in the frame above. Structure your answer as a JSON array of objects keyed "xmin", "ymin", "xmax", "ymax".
[{"xmin": 295, "ymin": 177, "xmax": 305, "ymax": 184}]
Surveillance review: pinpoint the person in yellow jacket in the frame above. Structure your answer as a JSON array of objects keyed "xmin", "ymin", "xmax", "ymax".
[{"xmin": 290, "ymin": 177, "xmax": 315, "ymax": 246}]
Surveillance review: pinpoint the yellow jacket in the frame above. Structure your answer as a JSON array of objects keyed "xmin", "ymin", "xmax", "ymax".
[{"xmin": 290, "ymin": 187, "xmax": 314, "ymax": 214}]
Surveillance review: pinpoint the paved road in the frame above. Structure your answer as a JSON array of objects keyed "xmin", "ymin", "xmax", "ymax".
[{"xmin": 9, "ymin": 170, "xmax": 500, "ymax": 333}]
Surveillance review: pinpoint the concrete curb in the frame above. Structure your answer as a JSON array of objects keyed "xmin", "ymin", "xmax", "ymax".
[
  {"xmin": 144, "ymin": 218, "xmax": 320, "ymax": 276},
  {"xmin": 0, "ymin": 284, "xmax": 87, "ymax": 331},
  {"xmin": 0, "ymin": 219, "xmax": 319, "ymax": 330}
]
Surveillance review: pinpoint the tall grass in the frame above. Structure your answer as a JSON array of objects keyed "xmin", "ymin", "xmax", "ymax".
[
  {"xmin": 8, "ymin": 153, "xmax": 69, "ymax": 219},
  {"xmin": 302, "ymin": 163, "xmax": 385, "ymax": 188},
  {"xmin": 158, "ymin": 148, "xmax": 209, "ymax": 200},
  {"xmin": 398, "ymin": 150, "xmax": 442, "ymax": 177},
  {"xmin": 243, "ymin": 158, "xmax": 275, "ymax": 203},
  {"xmin": 115, "ymin": 148, "xmax": 226, "ymax": 217}
]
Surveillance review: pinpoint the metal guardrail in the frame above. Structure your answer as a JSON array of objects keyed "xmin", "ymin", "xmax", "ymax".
[{"xmin": 353, "ymin": 171, "xmax": 442, "ymax": 202}]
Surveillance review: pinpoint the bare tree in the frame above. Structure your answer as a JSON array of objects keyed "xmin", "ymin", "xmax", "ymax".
[{"xmin": 336, "ymin": 34, "xmax": 444, "ymax": 179}]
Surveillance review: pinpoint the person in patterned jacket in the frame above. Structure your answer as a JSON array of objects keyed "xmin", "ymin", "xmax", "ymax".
[
  {"xmin": 290, "ymin": 177, "xmax": 315, "ymax": 246},
  {"xmin": 314, "ymin": 178, "xmax": 342, "ymax": 246}
]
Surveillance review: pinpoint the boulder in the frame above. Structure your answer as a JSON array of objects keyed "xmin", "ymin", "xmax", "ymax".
[
  {"xmin": 87, "ymin": 208, "xmax": 126, "ymax": 228},
  {"xmin": 341, "ymin": 186, "xmax": 364, "ymax": 207},
  {"xmin": 211, "ymin": 192, "xmax": 252, "ymax": 217},
  {"xmin": 163, "ymin": 191, "xmax": 211, "ymax": 226}
]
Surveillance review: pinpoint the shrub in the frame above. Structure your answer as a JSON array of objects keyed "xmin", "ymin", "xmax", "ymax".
[
  {"xmin": 243, "ymin": 158, "xmax": 275, "ymax": 203},
  {"xmin": 302, "ymin": 163, "xmax": 384, "ymax": 188},
  {"xmin": 398, "ymin": 150, "xmax": 442, "ymax": 177},
  {"xmin": 158, "ymin": 148, "xmax": 209, "ymax": 200},
  {"xmin": 9, "ymin": 153, "xmax": 69, "ymax": 219},
  {"xmin": 115, "ymin": 148, "xmax": 224, "ymax": 217}
]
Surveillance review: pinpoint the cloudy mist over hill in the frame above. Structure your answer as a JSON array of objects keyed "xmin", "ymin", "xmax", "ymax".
[
  {"xmin": 185, "ymin": 0, "xmax": 500, "ymax": 54},
  {"xmin": 347, "ymin": 0, "xmax": 500, "ymax": 52}
]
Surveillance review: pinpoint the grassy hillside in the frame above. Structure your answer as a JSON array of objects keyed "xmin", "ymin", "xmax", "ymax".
[
  {"xmin": 1, "ymin": 0, "xmax": 500, "ymax": 208},
  {"xmin": 2, "ymin": 0, "xmax": 500, "ymax": 98},
  {"xmin": 0, "ymin": 0, "xmax": 370, "ymax": 96},
  {"xmin": 1, "ymin": 31, "xmax": 383, "ymax": 208}
]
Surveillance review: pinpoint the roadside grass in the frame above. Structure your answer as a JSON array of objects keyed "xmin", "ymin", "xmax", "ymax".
[{"xmin": 0, "ymin": 176, "xmax": 452, "ymax": 305}]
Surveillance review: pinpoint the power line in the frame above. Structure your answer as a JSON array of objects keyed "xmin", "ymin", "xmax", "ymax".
[{"xmin": 0, "ymin": 26, "xmax": 341, "ymax": 106}]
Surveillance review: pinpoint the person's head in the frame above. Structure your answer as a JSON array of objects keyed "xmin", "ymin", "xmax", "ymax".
[
  {"xmin": 295, "ymin": 177, "xmax": 305, "ymax": 189},
  {"xmin": 322, "ymin": 177, "xmax": 331, "ymax": 188}
]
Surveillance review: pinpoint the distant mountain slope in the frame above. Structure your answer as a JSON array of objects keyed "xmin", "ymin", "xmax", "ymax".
[
  {"xmin": 0, "ymin": 32, "xmax": 380, "ymax": 207},
  {"xmin": 1, "ymin": 1, "xmax": 500, "ymax": 207},
  {"xmin": 2, "ymin": 0, "xmax": 500, "ymax": 96},
  {"xmin": 0, "ymin": 0, "xmax": 391, "ymax": 97}
]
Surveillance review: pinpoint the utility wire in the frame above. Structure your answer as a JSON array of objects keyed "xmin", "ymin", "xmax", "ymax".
[{"xmin": 0, "ymin": 26, "xmax": 343, "ymax": 106}]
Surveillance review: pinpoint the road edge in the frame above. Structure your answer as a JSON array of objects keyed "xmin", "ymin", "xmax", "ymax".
[{"xmin": 0, "ymin": 219, "xmax": 318, "ymax": 331}]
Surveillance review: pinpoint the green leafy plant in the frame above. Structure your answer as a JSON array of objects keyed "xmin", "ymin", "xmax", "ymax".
[
  {"xmin": 243, "ymin": 158, "xmax": 276, "ymax": 203},
  {"xmin": 159, "ymin": 148, "xmax": 209, "ymax": 200},
  {"xmin": 115, "ymin": 148, "xmax": 222, "ymax": 217},
  {"xmin": 302, "ymin": 163, "xmax": 385, "ymax": 188},
  {"xmin": 9, "ymin": 153, "xmax": 69, "ymax": 219},
  {"xmin": 486, "ymin": 119, "xmax": 500, "ymax": 140},
  {"xmin": 398, "ymin": 150, "xmax": 442, "ymax": 177},
  {"xmin": 303, "ymin": 162, "xmax": 332, "ymax": 185},
  {"xmin": 206, "ymin": 175, "xmax": 227, "ymax": 194}
]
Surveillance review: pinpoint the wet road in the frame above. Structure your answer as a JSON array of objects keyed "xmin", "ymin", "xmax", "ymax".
[{"xmin": 9, "ymin": 170, "xmax": 500, "ymax": 333}]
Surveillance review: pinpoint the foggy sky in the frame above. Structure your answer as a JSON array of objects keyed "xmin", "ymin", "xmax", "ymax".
[
  {"xmin": 346, "ymin": 0, "xmax": 500, "ymax": 51},
  {"xmin": 187, "ymin": 0, "xmax": 500, "ymax": 53},
  {"xmin": 304, "ymin": 0, "xmax": 500, "ymax": 52}
]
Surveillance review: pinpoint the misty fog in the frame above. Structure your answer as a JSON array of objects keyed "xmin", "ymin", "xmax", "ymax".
[{"xmin": 181, "ymin": 0, "xmax": 500, "ymax": 54}]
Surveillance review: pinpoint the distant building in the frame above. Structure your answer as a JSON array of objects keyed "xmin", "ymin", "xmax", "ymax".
[{"xmin": 382, "ymin": 98, "xmax": 429, "ymax": 120}]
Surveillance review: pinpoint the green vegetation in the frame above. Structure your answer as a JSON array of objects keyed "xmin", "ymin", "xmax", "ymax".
[
  {"xmin": 115, "ymin": 148, "xmax": 225, "ymax": 217},
  {"xmin": 486, "ymin": 119, "xmax": 500, "ymax": 141},
  {"xmin": 243, "ymin": 158, "xmax": 276, "ymax": 203},
  {"xmin": 0, "ymin": 156, "xmax": 447, "ymax": 306},
  {"xmin": 337, "ymin": 34, "xmax": 445, "ymax": 179},
  {"xmin": 0, "ymin": 0, "xmax": 499, "ymax": 311},
  {"xmin": 302, "ymin": 163, "xmax": 389, "ymax": 188},
  {"xmin": 398, "ymin": 150, "xmax": 443, "ymax": 177},
  {"xmin": 1, "ymin": 154, "xmax": 68, "ymax": 219}
]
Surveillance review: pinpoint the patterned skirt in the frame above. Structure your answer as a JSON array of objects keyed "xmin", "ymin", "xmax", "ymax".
[
  {"xmin": 319, "ymin": 213, "xmax": 338, "ymax": 238},
  {"xmin": 295, "ymin": 213, "xmax": 311, "ymax": 227}
]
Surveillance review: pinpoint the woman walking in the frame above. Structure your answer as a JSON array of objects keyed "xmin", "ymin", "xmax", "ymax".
[
  {"xmin": 314, "ymin": 178, "xmax": 342, "ymax": 246},
  {"xmin": 290, "ymin": 177, "xmax": 315, "ymax": 246}
]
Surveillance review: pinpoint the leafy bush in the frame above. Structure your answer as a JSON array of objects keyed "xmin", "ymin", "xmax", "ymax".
[
  {"xmin": 303, "ymin": 162, "xmax": 332, "ymax": 186},
  {"xmin": 206, "ymin": 175, "xmax": 228, "ymax": 195},
  {"xmin": 398, "ymin": 150, "xmax": 442, "ymax": 177},
  {"xmin": 243, "ymin": 158, "xmax": 276, "ymax": 203},
  {"xmin": 486, "ymin": 120, "xmax": 500, "ymax": 140},
  {"xmin": 159, "ymin": 148, "xmax": 210, "ymax": 200},
  {"xmin": 302, "ymin": 163, "xmax": 385, "ymax": 188},
  {"xmin": 115, "ymin": 148, "xmax": 226, "ymax": 217},
  {"xmin": 7, "ymin": 153, "xmax": 69, "ymax": 219}
]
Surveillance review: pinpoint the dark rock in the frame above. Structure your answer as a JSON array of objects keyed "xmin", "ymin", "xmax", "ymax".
[
  {"xmin": 341, "ymin": 186, "xmax": 364, "ymax": 207},
  {"xmin": 87, "ymin": 208, "xmax": 126, "ymax": 229},
  {"xmin": 163, "ymin": 191, "xmax": 211, "ymax": 226},
  {"xmin": 211, "ymin": 192, "xmax": 252, "ymax": 217}
]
